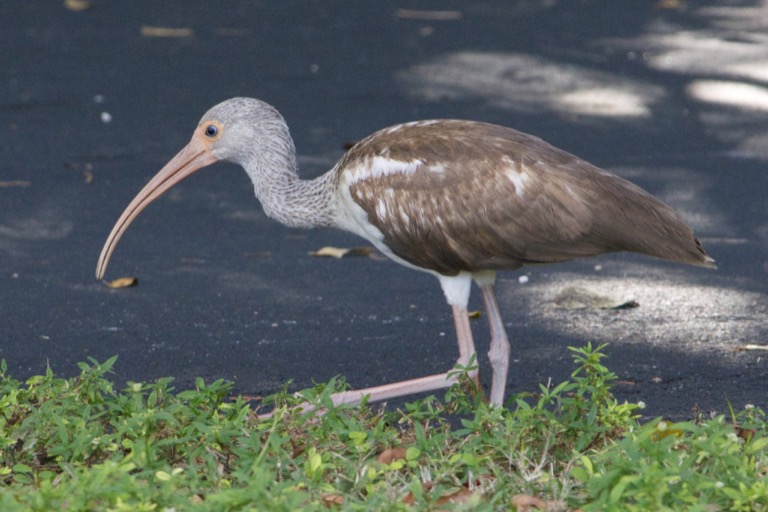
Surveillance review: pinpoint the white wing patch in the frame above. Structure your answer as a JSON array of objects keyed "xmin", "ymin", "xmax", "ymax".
[
  {"xmin": 375, "ymin": 198, "xmax": 387, "ymax": 220},
  {"xmin": 504, "ymin": 167, "xmax": 530, "ymax": 197},
  {"xmin": 346, "ymin": 155, "xmax": 423, "ymax": 186},
  {"xmin": 398, "ymin": 206, "xmax": 411, "ymax": 224},
  {"xmin": 333, "ymin": 181, "xmax": 444, "ymax": 278}
]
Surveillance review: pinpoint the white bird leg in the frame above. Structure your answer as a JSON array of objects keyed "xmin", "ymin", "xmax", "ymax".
[
  {"xmin": 478, "ymin": 282, "xmax": 511, "ymax": 406},
  {"xmin": 324, "ymin": 303, "xmax": 479, "ymax": 408}
]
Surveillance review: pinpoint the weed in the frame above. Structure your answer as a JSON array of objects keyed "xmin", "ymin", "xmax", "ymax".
[{"xmin": 0, "ymin": 345, "xmax": 764, "ymax": 510}]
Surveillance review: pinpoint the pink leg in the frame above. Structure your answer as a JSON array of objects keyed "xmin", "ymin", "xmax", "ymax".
[
  {"xmin": 325, "ymin": 304, "xmax": 479, "ymax": 407},
  {"xmin": 263, "ymin": 304, "xmax": 479, "ymax": 416},
  {"xmin": 479, "ymin": 283, "xmax": 511, "ymax": 406}
]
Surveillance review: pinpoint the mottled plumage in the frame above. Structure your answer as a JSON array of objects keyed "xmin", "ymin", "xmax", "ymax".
[
  {"xmin": 338, "ymin": 120, "xmax": 710, "ymax": 275},
  {"xmin": 97, "ymin": 98, "xmax": 714, "ymax": 411}
]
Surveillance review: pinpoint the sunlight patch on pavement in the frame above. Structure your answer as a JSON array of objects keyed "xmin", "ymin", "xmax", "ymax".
[
  {"xmin": 640, "ymin": 31, "xmax": 768, "ymax": 84},
  {"xmin": 505, "ymin": 273, "xmax": 767, "ymax": 354},
  {"xmin": 396, "ymin": 52, "xmax": 664, "ymax": 118},
  {"xmin": 687, "ymin": 81, "xmax": 768, "ymax": 113}
]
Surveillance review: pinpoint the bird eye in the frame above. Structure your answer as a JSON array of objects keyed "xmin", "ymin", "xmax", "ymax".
[{"xmin": 204, "ymin": 124, "xmax": 219, "ymax": 138}]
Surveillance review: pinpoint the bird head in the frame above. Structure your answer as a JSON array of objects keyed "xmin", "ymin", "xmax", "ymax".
[{"xmin": 95, "ymin": 97, "xmax": 288, "ymax": 280}]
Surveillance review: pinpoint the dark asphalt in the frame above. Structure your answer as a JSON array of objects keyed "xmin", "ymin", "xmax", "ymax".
[{"xmin": 1, "ymin": 1, "xmax": 766, "ymax": 420}]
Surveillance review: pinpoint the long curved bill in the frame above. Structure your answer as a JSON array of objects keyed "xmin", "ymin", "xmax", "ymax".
[{"xmin": 95, "ymin": 136, "xmax": 218, "ymax": 280}]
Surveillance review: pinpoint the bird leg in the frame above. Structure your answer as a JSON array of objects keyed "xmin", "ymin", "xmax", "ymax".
[
  {"xmin": 263, "ymin": 304, "xmax": 480, "ymax": 417},
  {"xmin": 447, "ymin": 303, "xmax": 483, "ymax": 394},
  {"xmin": 478, "ymin": 283, "xmax": 511, "ymax": 406},
  {"xmin": 324, "ymin": 304, "xmax": 479, "ymax": 407}
]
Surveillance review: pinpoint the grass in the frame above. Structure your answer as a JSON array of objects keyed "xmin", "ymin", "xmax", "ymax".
[{"xmin": 0, "ymin": 344, "xmax": 765, "ymax": 511}]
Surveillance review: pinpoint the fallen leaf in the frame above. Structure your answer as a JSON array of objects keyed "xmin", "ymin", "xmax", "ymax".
[
  {"xmin": 655, "ymin": 0, "xmax": 683, "ymax": 10},
  {"xmin": 511, "ymin": 494, "xmax": 546, "ymax": 511},
  {"xmin": 140, "ymin": 26, "xmax": 194, "ymax": 38},
  {"xmin": 735, "ymin": 425, "xmax": 756, "ymax": 441},
  {"xmin": 0, "ymin": 180, "xmax": 31, "ymax": 188},
  {"xmin": 64, "ymin": 0, "xmax": 92, "ymax": 11},
  {"xmin": 83, "ymin": 170, "xmax": 93, "ymax": 184},
  {"xmin": 510, "ymin": 494, "xmax": 568, "ymax": 511},
  {"xmin": 395, "ymin": 9, "xmax": 462, "ymax": 20},
  {"xmin": 553, "ymin": 286, "xmax": 639, "ymax": 310},
  {"xmin": 652, "ymin": 420, "xmax": 684, "ymax": 440},
  {"xmin": 309, "ymin": 246, "xmax": 373, "ymax": 259},
  {"xmin": 435, "ymin": 486, "xmax": 475, "ymax": 505},
  {"xmin": 104, "ymin": 277, "xmax": 138, "ymax": 289},
  {"xmin": 321, "ymin": 493, "xmax": 343, "ymax": 507},
  {"xmin": 403, "ymin": 483, "xmax": 482, "ymax": 508},
  {"xmin": 468, "ymin": 310, "xmax": 482, "ymax": 319},
  {"xmin": 402, "ymin": 481, "xmax": 433, "ymax": 505},
  {"xmin": 377, "ymin": 447, "xmax": 407, "ymax": 464},
  {"xmin": 735, "ymin": 344, "xmax": 768, "ymax": 352},
  {"xmin": 512, "ymin": 494, "xmax": 546, "ymax": 512}
]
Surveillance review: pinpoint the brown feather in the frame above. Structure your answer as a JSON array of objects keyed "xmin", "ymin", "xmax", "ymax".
[{"xmin": 340, "ymin": 120, "xmax": 713, "ymax": 276}]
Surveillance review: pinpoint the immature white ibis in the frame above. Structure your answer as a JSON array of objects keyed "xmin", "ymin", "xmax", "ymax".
[{"xmin": 96, "ymin": 97, "xmax": 715, "ymax": 408}]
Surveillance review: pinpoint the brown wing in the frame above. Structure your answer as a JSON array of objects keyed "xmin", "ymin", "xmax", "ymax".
[{"xmin": 340, "ymin": 120, "xmax": 712, "ymax": 276}]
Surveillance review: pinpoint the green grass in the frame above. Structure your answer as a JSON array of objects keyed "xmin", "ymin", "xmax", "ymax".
[{"xmin": 0, "ymin": 344, "xmax": 765, "ymax": 511}]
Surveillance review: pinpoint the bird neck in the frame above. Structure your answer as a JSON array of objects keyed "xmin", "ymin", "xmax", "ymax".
[{"xmin": 245, "ymin": 151, "xmax": 337, "ymax": 230}]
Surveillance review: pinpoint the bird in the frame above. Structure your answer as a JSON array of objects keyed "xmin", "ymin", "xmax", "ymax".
[{"xmin": 96, "ymin": 97, "xmax": 715, "ymax": 409}]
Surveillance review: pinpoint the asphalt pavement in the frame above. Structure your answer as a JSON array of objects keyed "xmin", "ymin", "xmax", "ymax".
[{"xmin": 1, "ymin": 1, "xmax": 766, "ymax": 420}]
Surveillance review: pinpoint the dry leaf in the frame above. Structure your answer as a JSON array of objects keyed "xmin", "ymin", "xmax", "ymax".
[
  {"xmin": 403, "ymin": 483, "xmax": 479, "ymax": 508},
  {"xmin": 511, "ymin": 494, "xmax": 546, "ymax": 511},
  {"xmin": 321, "ymin": 493, "xmax": 344, "ymax": 507},
  {"xmin": 395, "ymin": 9, "xmax": 462, "ymax": 20},
  {"xmin": 512, "ymin": 494, "xmax": 569, "ymax": 511},
  {"xmin": 655, "ymin": 0, "xmax": 683, "ymax": 9},
  {"xmin": 377, "ymin": 447, "xmax": 407, "ymax": 464},
  {"xmin": 435, "ymin": 486, "xmax": 475, "ymax": 505},
  {"xmin": 140, "ymin": 26, "xmax": 194, "ymax": 38},
  {"xmin": 402, "ymin": 481, "xmax": 432, "ymax": 505},
  {"xmin": 652, "ymin": 420, "xmax": 684, "ymax": 440},
  {"xmin": 309, "ymin": 246, "xmax": 373, "ymax": 259},
  {"xmin": 553, "ymin": 286, "xmax": 638, "ymax": 310},
  {"xmin": 468, "ymin": 310, "xmax": 482, "ymax": 319},
  {"xmin": 83, "ymin": 170, "xmax": 94, "ymax": 184},
  {"xmin": 104, "ymin": 277, "xmax": 138, "ymax": 289},
  {"xmin": 291, "ymin": 442, "xmax": 306, "ymax": 458},
  {"xmin": 0, "ymin": 180, "xmax": 31, "ymax": 188},
  {"xmin": 735, "ymin": 344, "xmax": 768, "ymax": 352},
  {"xmin": 64, "ymin": 0, "xmax": 92, "ymax": 11},
  {"xmin": 735, "ymin": 425, "xmax": 756, "ymax": 441}
]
